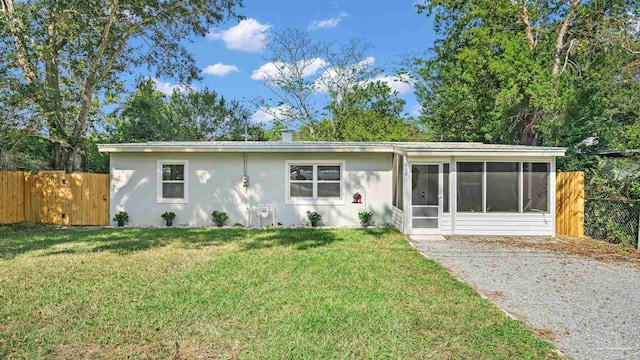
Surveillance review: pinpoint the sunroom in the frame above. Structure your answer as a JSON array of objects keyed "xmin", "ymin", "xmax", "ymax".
[{"xmin": 391, "ymin": 144, "xmax": 563, "ymax": 236}]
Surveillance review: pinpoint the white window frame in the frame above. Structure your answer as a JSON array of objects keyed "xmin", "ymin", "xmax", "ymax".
[
  {"xmin": 157, "ymin": 160, "xmax": 189, "ymax": 204},
  {"xmin": 285, "ymin": 160, "xmax": 345, "ymax": 205}
]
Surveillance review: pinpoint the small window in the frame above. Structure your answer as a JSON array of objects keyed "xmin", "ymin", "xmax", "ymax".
[
  {"xmin": 286, "ymin": 161, "xmax": 344, "ymax": 204},
  {"xmin": 524, "ymin": 162, "xmax": 550, "ymax": 213},
  {"xmin": 157, "ymin": 160, "xmax": 188, "ymax": 203}
]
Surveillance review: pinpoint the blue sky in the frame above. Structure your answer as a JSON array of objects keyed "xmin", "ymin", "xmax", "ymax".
[{"xmin": 151, "ymin": 0, "xmax": 436, "ymax": 125}]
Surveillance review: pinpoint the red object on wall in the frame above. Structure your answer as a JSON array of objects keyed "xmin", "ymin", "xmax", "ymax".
[{"xmin": 352, "ymin": 192, "xmax": 362, "ymax": 203}]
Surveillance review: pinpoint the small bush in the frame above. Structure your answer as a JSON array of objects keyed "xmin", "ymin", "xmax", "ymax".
[
  {"xmin": 161, "ymin": 212, "xmax": 176, "ymax": 221},
  {"xmin": 113, "ymin": 211, "xmax": 129, "ymax": 225},
  {"xmin": 358, "ymin": 211, "xmax": 373, "ymax": 227},
  {"xmin": 306, "ymin": 211, "xmax": 321, "ymax": 227},
  {"xmin": 233, "ymin": 222, "xmax": 244, "ymax": 227},
  {"xmin": 211, "ymin": 210, "xmax": 229, "ymax": 227}
]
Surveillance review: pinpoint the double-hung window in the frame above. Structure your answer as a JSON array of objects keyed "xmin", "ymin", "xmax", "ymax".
[
  {"xmin": 157, "ymin": 160, "xmax": 188, "ymax": 203},
  {"xmin": 286, "ymin": 161, "xmax": 344, "ymax": 204}
]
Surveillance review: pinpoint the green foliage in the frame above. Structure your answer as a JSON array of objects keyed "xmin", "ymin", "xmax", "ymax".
[
  {"xmin": 0, "ymin": 0, "xmax": 242, "ymax": 171},
  {"xmin": 108, "ymin": 79, "xmax": 266, "ymax": 143},
  {"xmin": 295, "ymin": 81, "xmax": 424, "ymax": 142},
  {"xmin": 329, "ymin": 81, "xmax": 424, "ymax": 142},
  {"xmin": 83, "ymin": 134, "xmax": 110, "ymax": 174},
  {"xmin": 0, "ymin": 133, "xmax": 51, "ymax": 171},
  {"xmin": 211, "ymin": 211, "xmax": 229, "ymax": 227},
  {"xmin": 161, "ymin": 212, "xmax": 176, "ymax": 221},
  {"xmin": 587, "ymin": 158, "xmax": 640, "ymax": 200},
  {"xmin": 584, "ymin": 157, "xmax": 640, "ymax": 246},
  {"xmin": 358, "ymin": 211, "xmax": 373, "ymax": 226},
  {"xmin": 412, "ymin": 0, "xmax": 640, "ymax": 169},
  {"xmin": 306, "ymin": 211, "xmax": 321, "ymax": 226},
  {"xmin": 113, "ymin": 211, "xmax": 129, "ymax": 224}
]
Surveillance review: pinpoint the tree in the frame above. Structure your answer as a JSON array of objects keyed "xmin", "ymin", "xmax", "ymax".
[
  {"xmin": 0, "ymin": 0, "xmax": 242, "ymax": 172},
  {"xmin": 108, "ymin": 79, "xmax": 266, "ymax": 144},
  {"xmin": 412, "ymin": 0, "xmax": 640, "ymax": 147},
  {"xmin": 326, "ymin": 81, "xmax": 424, "ymax": 142},
  {"xmin": 255, "ymin": 28, "xmax": 414, "ymax": 141}
]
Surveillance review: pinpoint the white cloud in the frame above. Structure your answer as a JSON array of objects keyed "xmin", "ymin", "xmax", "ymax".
[
  {"xmin": 202, "ymin": 63, "xmax": 240, "ymax": 77},
  {"xmin": 370, "ymin": 74, "xmax": 414, "ymax": 95},
  {"xmin": 251, "ymin": 105, "xmax": 291, "ymax": 123},
  {"xmin": 251, "ymin": 62, "xmax": 286, "ymax": 81},
  {"xmin": 302, "ymin": 58, "xmax": 328, "ymax": 77},
  {"xmin": 308, "ymin": 12, "xmax": 348, "ymax": 30},
  {"xmin": 206, "ymin": 18, "xmax": 271, "ymax": 52},
  {"xmin": 152, "ymin": 79, "xmax": 195, "ymax": 96},
  {"xmin": 251, "ymin": 58, "xmax": 327, "ymax": 81}
]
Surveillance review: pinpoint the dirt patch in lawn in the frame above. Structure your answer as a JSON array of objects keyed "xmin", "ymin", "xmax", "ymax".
[{"xmin": 454, "ymin": 235, "xmax": 640, "ymax": 268}]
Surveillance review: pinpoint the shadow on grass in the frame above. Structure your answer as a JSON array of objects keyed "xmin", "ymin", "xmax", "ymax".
[
  {"xmin": 0, "ymin": 224, "xmax": 356, "ymax": 259},
  {"xmin": 240, "ymin": 228, "xmax": 342, "ymax": 251},
  {"xmin": 0, "ymin": 225, "xmax": 248, "ymax": 259}
]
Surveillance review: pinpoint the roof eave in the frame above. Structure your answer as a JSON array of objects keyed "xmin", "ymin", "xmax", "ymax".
[
  {"xmin": 97, "ymin": 144, "xmax": 394, "ymax": 153},
  {"xmin": 404, "ymin": 150, "xmax": 566, "ymax": 157}
]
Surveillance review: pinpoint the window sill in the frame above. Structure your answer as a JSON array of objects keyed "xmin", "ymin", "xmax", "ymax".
[
  {"xmin": 157, "ymin": 198, "xmax": 188, "ymax": 204},
  {"xmin": 285, "ymin": 198, "xmax": 346, "ymax": 206}
]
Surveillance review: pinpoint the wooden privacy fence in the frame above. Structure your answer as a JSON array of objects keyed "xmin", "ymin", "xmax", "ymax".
[
  {"xmin": 556, "ymin": 171, "xmax": 584, "ymax": 238},
  {"xmin": 0, "ymin": 171, "xmax": 110, "ymax": 226}
]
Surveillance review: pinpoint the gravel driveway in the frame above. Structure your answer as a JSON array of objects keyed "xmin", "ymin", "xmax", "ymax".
[{"xmin": 410, "ymin": 236, "xmax": 640, "ymax": 360}]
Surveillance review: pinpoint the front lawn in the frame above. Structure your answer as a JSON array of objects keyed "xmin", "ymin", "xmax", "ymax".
[{"xmin": 0, "ymin": 225, "xmax": 560, "ymax": 359}]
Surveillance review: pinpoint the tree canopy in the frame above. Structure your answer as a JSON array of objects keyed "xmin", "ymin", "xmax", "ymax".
[
  {"xmin": 0, "ymin": 0, "xmax": 242, "ymax": 172},
  {"xmin": 412, "ymin": 0, "xmax": 640, "ymax": 159}
]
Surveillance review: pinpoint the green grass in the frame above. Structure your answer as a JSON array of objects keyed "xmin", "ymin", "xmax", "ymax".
[{"xmin": 0, "ymin": 225, "xmax": 560, "ymax": 359}]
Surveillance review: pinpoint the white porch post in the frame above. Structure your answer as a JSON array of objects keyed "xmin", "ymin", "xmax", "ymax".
[
  {"xmin": 402, "ymin": 156, "xmax": 412, "ymax": 234},
  {"xmin": 450, "ymin": 157, "xmax": 457, "ymax": 235}
]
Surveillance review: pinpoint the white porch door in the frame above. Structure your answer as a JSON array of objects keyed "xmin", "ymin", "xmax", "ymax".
[{"xmin": 410, "ymin": 163, "xmax": 442, "ymax": 234}]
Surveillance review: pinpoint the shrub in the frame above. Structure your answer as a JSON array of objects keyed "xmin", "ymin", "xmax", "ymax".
[
  {"xmin": 358, "ymin": 211, "xmax": 373, "ymax": 227},
  {"xmin": 306, "ymin": 211, "xmax": 321, "ymax": 227},
  {"xmin": 211, "ymin": 210, "xmax": 229, "ymax": 227},
  {"xmin": 113, "ymin": 211, "xmax": 129, "ymax": 226},
  {"xmin": 161, "ymin": 212, "xmax": 176, "ymax": 221}
]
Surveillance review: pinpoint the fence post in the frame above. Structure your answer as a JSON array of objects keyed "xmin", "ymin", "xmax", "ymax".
[{"xmin": 637, "ymin": 211, "xmax": 640, "ymax": 250}]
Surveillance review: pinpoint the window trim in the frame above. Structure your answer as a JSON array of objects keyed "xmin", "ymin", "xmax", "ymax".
[
  {"xmin": 456, "ymin": 160, "xmax": 551, "ymax": 214},
  {"xmin": 156, "ymin": 160, "xmax": 189, "ymax": 204},
  {"xmin": 285, "ymin": 160, "xmax": 346, "ymax": 205}
]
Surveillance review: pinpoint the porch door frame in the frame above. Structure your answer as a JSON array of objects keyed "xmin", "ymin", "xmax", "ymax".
[{"xmin": 409, "ymin": 162, "xmax": 443, "ymax": 235}]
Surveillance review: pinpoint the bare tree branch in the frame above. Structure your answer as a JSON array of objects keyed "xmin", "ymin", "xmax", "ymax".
[{"xmin": 553, "ymin": 0, "xmax": 581, "ymax": 77}]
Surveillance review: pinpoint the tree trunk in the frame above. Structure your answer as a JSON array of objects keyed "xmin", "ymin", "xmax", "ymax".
[
  {"xmin": 521, "ymin": 120, "xmax": 538, "ymax": 146},
  {"xmin": 51, "ymin": 142, "xmax": 76, "ymax": 173}
]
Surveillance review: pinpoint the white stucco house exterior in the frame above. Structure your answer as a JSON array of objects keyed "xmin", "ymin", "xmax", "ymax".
[{"xmin": 98, "ymin": 132, "xmax": 565, "ymax": 235}]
